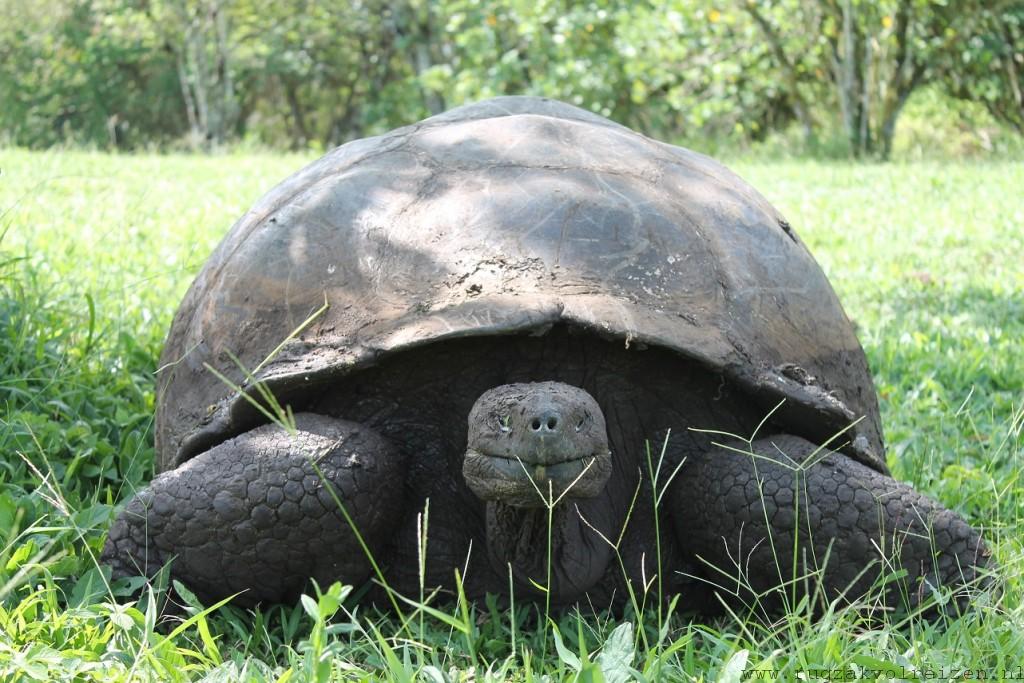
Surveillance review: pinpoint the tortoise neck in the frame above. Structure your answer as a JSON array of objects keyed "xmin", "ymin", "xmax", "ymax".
[{"xmin": 485, "ymin": 499, "xmax": 613, "ymax": 603}]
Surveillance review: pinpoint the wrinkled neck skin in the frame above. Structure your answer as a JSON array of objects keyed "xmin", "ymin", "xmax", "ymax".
[{"xmin": 485, "ymin": 494, "xmax": 617, "ymax": 603}]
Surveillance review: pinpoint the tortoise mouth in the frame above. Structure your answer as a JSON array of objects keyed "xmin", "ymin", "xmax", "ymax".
[{"xmin": 463, "ymin": 448, "xmax": 612, "ymax": 508}]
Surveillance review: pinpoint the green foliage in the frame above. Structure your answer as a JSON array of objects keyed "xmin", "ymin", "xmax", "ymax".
[
  {"xmin": 940, "ymin": 1, "xmax": 1024, "ymax": 133},
  {"xmin": 0, "ymin": 0, "xmax": 185, "ymax": 148},
  {"xmin": 893, "ymin": 84, "xmax": 1024, "ymax": 159},
  {"xmin": 1, "ymin": 0, "xmax": 1021, "ymax": 154}
]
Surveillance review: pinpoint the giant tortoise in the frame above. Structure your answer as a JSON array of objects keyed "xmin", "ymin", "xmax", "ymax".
[{"xmin": 102, "ymin": 97, "xmax": 990, "ymax": 614}]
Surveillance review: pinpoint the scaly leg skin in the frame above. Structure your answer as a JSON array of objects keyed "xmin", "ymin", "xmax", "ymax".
[
  {"xmin": 671, "ymin": 434, "xmax": 992, "ymax": 615},
  {"xmin": 101, "ymin": 413, "xmax": 405, "ymax": 606}
]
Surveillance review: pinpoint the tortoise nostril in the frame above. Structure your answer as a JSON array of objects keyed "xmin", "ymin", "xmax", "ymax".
[{"xmin": 529, "ymin": 411, "xmax": 561, "ymax": 433}]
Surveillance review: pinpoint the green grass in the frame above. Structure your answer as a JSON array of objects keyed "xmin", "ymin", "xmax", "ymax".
[{"xmin": 1, "ymin": 149, "xmax": 1022, "ymax": 681}]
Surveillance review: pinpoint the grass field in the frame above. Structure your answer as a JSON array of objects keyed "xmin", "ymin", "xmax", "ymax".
[{"xmin": 0, "ymin": 150, "xmax": 1022, "ymax": 681}]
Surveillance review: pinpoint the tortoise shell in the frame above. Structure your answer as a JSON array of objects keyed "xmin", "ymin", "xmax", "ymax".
[{"xmin": 155, "ymin": 96, "xmax": 886, "ymax": 474}]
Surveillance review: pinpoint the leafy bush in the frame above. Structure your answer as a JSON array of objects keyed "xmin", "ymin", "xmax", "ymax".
[{"xmin": 1, "ymin": 0, "xmax": 1020, "ymax": 157}]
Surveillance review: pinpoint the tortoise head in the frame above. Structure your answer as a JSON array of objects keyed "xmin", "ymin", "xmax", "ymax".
[{"xmin": 463, "ymin": 382, "xmax": 613, "ymax": 508}]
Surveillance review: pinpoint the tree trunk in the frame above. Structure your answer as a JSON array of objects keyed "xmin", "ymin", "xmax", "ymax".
[
  {"xmin": 284, "ymin": 79, "xmax": 310, "ymax": 149},
  {"xmin": 162, "ymin": 0, "xmax": 238, "ymax": 150},
  {"xmin": 413, "ymin": 16, "xmax": 445, "ymax": 115},
  {"xmin": 826, "ymin": 0, "xmax": 863, "ymax": 155},
  {"xmin": 211, "ymin": 3, "xmax": 236, "ymax": 144},
  {"xmin": 390, "ymin": 1, "xmax": 446, "ymax": 116},
  {"xmin": 741, "ymin": 1, "xmax": 815, "ymax": 141},
  {"xmin": 174, "ymin": 47, "xmax": 200, "ymax": 143},
  {"xmin": 859, "ymin": 32, "xmax": 872, "ymax": 155},
  {"xmin": 998, "ymin": 18, "xmax": 1023, "ymax": 133},
  {"xmin": 826, "ymin": 0, "xmax": 877, "ymax": 156},
  {"xmin": 190, "ymin": 13, "xmax": 211, "ymax": 144},
  {"xmin": 878, "ymin": 78, "xmax": 916, "ymax": 160},
  {"xmin": 876, "ymin": 0, "xmax": 925, "ymax": 159}
]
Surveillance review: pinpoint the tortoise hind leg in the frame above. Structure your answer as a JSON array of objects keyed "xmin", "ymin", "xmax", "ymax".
[
  {"xmin": 669, "ymin": 434, "xmax": 992, "ymax": 614},
  {"xmin": 101, "ymin": 413, "xmax": 405, "ymax": 606}
]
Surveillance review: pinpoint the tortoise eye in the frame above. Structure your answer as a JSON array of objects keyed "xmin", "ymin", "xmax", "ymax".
[
  {"xmin": 497, "ymin": 416, "xmax": 512, "ymax": 433},
  {"xmin": 575, "ymin": 413, "xmax": 590, "ymax": 432}
]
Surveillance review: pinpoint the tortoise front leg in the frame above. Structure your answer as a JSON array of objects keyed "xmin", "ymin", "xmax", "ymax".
[
  {"xmin": 101, "ymin": 413, "xmax": 405, "ymax": 606},
  {"xmin": 669, "ymin": 434, "xmax": 992, "ymax": 613}
]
